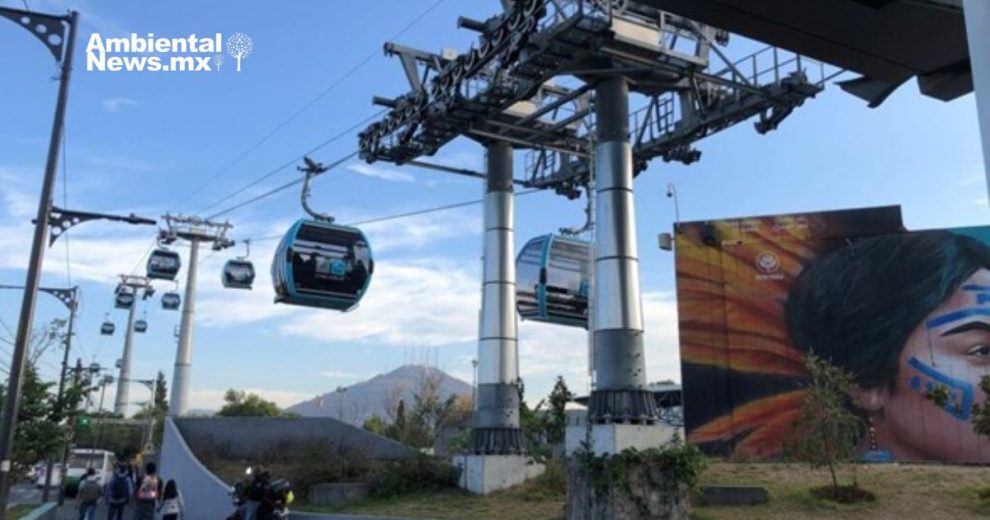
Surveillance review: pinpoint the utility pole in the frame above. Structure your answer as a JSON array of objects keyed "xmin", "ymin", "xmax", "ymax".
[
  {"xmin": 55, "ymin": 358, "xmax": 89, "ymax": 507},
  {"xmin": 159, "ymin": 214, "xmax": 233, "ymax": 416},
  {"xmin": 113, "ymin": 275, "xmax": 153, "ymax": 416},
  {"xmin": 0, "ymin": 9, "xmax": 78, "ymax": 517}
]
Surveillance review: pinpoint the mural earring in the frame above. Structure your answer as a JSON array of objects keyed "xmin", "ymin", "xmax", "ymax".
[{"xmin": 860, "ymin": 415, "xmax": 895, "ymax": 463}]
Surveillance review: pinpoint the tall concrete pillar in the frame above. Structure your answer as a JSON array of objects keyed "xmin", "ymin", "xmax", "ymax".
[
  {"xmin": 169, "ymin": 238, "xmax": 199, "ymax": 416},
  {"xmin": 962, "ymin": 0, "xmax": 990, "ymax": 201},
  {"xmin": 588, "ymin": 77, "xmax": 658, "ymax": 429},
  {"xmin": 113, "ymin": 302, "xmax": 138, "ymax": 415},
  {"xmin": 469, "ymin": 141, "xmax": 523, "ymax": 455}
]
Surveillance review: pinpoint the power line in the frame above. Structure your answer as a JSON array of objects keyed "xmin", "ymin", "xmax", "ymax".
[{"xmin": 178, "ymin": 0, "xmax": 450, "ymax": 212}]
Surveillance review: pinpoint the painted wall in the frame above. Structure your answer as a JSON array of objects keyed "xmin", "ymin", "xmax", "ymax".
[{"xmin": 675, "ymin": 205, "xmax": 990, "ymax": 463}]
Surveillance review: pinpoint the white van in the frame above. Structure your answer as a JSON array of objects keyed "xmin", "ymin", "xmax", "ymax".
[{"xmin": 65, "ymin": 449, "xmax": 114, "ymax": 486}]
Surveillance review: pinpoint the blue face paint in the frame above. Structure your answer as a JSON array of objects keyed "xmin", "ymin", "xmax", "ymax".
[
  {"xmin": 926, "ymin": 308, "xmax": 990, "ymax": 329},
  {"xmin": 907, "ymin": 357, "xmax": 973, "ymax": 421}
]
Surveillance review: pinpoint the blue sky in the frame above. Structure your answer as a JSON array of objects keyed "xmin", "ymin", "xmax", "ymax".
[{"xmin": 0, "ymin": 0, "xmax": 986, "ymax": 414}]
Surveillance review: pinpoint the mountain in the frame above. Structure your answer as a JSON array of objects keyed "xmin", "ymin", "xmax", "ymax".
[{"xmin": 286, "ymin": 365, "xmax": 472, "ymax": 427}]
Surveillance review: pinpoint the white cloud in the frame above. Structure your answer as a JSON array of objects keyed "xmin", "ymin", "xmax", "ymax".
[
  {"xmin": 346, "ymin": 163, "xmax": 415, "ymax": 183},
  {"xmin": 102, "ymin": 97, "xmax": 138, "ymax": 113},
  {"xmin": 975, "ymin": 197, "xmax": 988, "ymax": 207},
  {"xmin": 362, "ymin": 209, "xmax": 480, "ymax": 253},
  {"xmin": 278, "ymin": 258, "xmax": 480, "ymax": 346}
]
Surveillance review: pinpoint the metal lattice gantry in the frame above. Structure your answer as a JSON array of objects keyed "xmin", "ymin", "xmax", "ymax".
[{"xmin": 358, "ymin": 0, "xmax": 838, "ymax": 456}]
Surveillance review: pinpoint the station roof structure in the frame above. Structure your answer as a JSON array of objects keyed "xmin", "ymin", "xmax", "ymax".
[{"xmin": 638, "ymin": 0, "xmax": 970, "ymax": 105}]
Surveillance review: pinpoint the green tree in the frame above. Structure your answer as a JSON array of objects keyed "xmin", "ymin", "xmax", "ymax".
[
  {"xmin": 153, "ymin": 371, "xmax": 168, "ymax": 413},
  {"xmin": 363, "ymin": 415, "xmax": 390, "ymax": 436},
  {"xmin": 217, "ymin": 389, "xmax": 287, "ymax": 417},
  {"xmin": 546, "ymin": 376, "xmax": 574, "ymax": 445},
  {"xmin": 789, "ymin": 353, "xmax": 864, "ymax": 496}
]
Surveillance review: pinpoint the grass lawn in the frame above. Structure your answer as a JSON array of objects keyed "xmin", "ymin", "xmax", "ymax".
[{"xmin": 300, "ymin": 462, "xmax": 990, "ymax": 520}]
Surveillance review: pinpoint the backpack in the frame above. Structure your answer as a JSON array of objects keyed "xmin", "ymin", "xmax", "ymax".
[
  {"xmin": 137, "ymin": 475, "xmax": 159, "ymax": 501},
  {"xmin": 78, "ymin": 478, "xmax": 102, "ymax": 503},
  {"xmin": 109, "ymin": 474, "xmax": 130, "ymax": 504}
]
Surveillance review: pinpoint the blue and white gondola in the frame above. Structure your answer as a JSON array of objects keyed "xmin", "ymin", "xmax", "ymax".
[
  {"xmin": 146, "ymin": 248, "xmax": 181, "ymax": 280},
  {"xmin": 515, "ymin": 234, "xmax": 590, "ymax": 328},
  {"xmin": 271, "ymin": 219, "xmax": 373, "ymax": 311},
  {"xmin": 222, "ymin": 260, "xmax": 256, "ymax": 290},
  {"xmin": 161, "ymin": 292, "xmax": 181, "ymax": 310}
]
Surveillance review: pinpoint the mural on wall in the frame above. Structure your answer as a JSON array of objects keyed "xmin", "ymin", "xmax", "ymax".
[{"xmin": 676, "ymin": 205, "xmax": 990, "ymax": 463}]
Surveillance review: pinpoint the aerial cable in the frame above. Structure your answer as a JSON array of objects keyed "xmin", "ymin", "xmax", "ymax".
[
  {"xmin": 176, "ymin": 0, "xmax": 450, "ymax": 212},
  {"xmin": 205, "ymin": 151, "xmax": 357, "ymax": 220},
  {"xmin": 192, "ymin": 110, "xmax": 384, "ymax": 216}
]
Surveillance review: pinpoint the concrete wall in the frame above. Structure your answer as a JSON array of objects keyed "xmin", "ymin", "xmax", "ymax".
[
  {"xmin": 174, "ymin": 417, "xmax": 417, "ymax": 460},
  {"xmin": 159, "ymin": 418, "xmax": 233, "ymax": 520}
]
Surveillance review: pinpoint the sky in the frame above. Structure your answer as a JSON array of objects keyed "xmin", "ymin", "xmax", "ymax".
[{"xmin": 0, "ymin": 0, "xmax": 986, "ymax": 415}]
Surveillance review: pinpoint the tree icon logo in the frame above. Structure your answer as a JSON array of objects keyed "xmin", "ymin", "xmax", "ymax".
[
  {"xmin": 212, "ymin": 54, "xmax": 224, "ymax": 71},
  {"xmin": 225, "ymin": 32, "xmax": 253, "ymax": 72}
]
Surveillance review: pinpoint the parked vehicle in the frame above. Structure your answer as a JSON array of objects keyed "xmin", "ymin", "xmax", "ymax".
[
  {"xmin": 33, "ymin": 462, "xmax": 64, "ymax": 488},
  {"xmin": 64, "ymin": 449, "xmax": 114, "ymax": 487}
]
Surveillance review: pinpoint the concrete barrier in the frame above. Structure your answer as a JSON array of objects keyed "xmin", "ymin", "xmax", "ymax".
[
  {"xmin": 159, "ymin": 418, "xmax": 233, "ymax": 519},
  {"xmin": 174, "ymin": 417, "xmax": 417, "ymax": 460}
]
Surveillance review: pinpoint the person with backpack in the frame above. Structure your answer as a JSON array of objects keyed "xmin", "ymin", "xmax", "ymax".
[
  {"xmin": 157, "ymin": 479, "xmax": 184, "ymax": 520},
  {"xmin": 76, "ymin": 468, "xmax": 102, "ymax": 520},
  {"xmin": 132, "ymin": 462, "xmax": 162, "ymax": 520},
  {"xmin": 105, "ymin": 464, "xmax": 132, "ymax": 520}
]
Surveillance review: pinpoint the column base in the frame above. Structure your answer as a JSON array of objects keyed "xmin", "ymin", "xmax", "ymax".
[
  {"xmin": 454, "ymin": 454, "xmax": 545, "ymax": 495},
  {"xmin": 580, "ymin": 423, "xmax": 680, "ymax": 456},
  {"xmin": 587, "ymin": 389, "xmax": 659, "ymax": 424},
  {"xmin": 468, "ymin": 427, "xmax": 525, "ymax": 455}
]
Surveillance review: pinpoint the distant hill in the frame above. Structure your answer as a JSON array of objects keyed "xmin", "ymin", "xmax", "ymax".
[{"xmin": 286, "ymin": 365, "xmax": 472, "ymax": 427}]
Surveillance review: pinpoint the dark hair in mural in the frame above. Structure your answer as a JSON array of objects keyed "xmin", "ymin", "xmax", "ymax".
[{"xmin": 786, "ymin": 230, "xmax": 990, "ymax": 389}]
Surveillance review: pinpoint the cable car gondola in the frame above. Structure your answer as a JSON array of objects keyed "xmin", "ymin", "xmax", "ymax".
[
  {"xmin": 222, "ymin": 239, "xmax": 256, "ymax": 289},
  {"xmin": 271, "ymin": 157, "xmax": 374, "ymax": 310},
  {"xmin": 516, "ymin": 234, "xmax": 590, "ymax": 328},
  {"xmin": 100, "ymin": 318, "xmax": 115, "ymax": 336},
  {"xmin": 161, "ymin": 291, "xmax": 181, "ymax": 310},
  {"xmin": 135, "ymin": 313, "xmax": 148, "ymax": 334},
  {"xmin": 114, "ymin": 285, "xmax": 135, "ymax": 309},
  {"xmin": 147, "ymin": 248, "xmax": 181, "ymax": 280}
]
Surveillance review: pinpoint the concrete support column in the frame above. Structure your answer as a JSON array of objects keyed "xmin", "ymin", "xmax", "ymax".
[
  {"xmin": 113, "ymin": 302, "xmax": 138, "ymax": 415},
  {"xmin": 169, "ymin": 238, "xmax": 199, "ymax": 417},
  {"xmin": 588, "ymin": 77, "xmax": 658, "ymax": 427},
  {"xmin": 962, "ymin": 0, "xmax": 990, "ymax": 201},
  {"xmin": 469, "ymin": 140, "xmax": 524, "ymax": 455}
]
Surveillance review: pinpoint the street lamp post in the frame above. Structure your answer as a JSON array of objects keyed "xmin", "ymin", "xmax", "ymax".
[{"xmin": 0, "ymin": 8, "xmax": 78, "ymax": 516}]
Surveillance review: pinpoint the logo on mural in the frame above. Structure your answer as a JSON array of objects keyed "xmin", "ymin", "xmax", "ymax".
[{"xmin": 755, "ymin": 251, "xmax": 784, "ymax": 280}]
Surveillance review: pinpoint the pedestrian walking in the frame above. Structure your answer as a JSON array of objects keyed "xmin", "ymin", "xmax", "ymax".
[
  {"xmin": 105, "ymin": 464, "xmax": 133, "ymax": 520},
  {"xmin": 76, "ymin": 468, "xmax": 102, "ymax": 520},
  {"xmin": 131, "ymin": 463, "xmax": 162, "ymax": 520},
  {"xmin": 157, "ymin": 480, "xmax": 183, "ymax": 520}
]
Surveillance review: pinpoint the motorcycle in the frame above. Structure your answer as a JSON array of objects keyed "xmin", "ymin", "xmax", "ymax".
[{"xmin": 226, "ymin": 467, "xmax": 293, "ymax": 520}]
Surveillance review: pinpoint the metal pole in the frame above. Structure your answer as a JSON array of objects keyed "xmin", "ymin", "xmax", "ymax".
[
  {"xmin": 42, "ymin": 289, "xmax": 76, "ymax": 502},
  {"xmin": 113, "ymin": 302, "xmax": 138, "ymax": 415},
  {"xmin": 588, "ymin": 77, "xmax": 657, "ymax": 428},
  {"xmin": 962, "ymin": 0, "xmax": 990, "ymax": 202},
  {"xmin": 56, "ymin": 359, "xmax": 83, "ymax": 507},
  {"xmin": 469, "ymin": 141, "xmax": 523, "ymax": 455},
  {"xmin": 170, "ymin": 238, "xmax": 199, "ymax": 416},
  {"xmin": 0, "ymin": 12, "xmax": 77, "ymax": 517}
]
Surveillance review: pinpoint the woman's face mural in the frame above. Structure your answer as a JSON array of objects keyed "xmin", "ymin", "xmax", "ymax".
[
  {"xmin": 877, "ymin": 269, "xmax": 990, "ymax": 461},
  {"xmin": 675, "ymin": 207, "xmax": 990, "ymax": 463}
]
